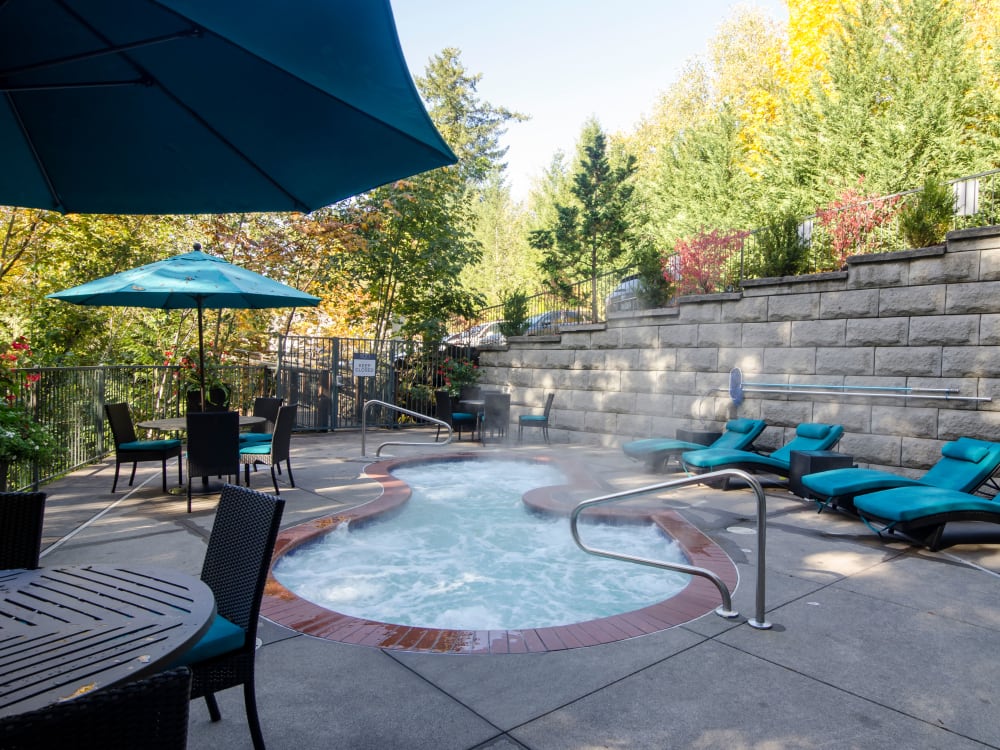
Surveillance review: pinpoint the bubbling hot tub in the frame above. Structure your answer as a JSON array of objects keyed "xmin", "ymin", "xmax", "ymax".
[{"xmin": 262, "ymin": 454, "xmax": 737, "ymax": 654}]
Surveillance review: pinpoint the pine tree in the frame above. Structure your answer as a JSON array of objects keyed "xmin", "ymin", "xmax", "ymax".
[{"xmin": 530, "ymin": 120, "xmax": 637, "ymax": 320}]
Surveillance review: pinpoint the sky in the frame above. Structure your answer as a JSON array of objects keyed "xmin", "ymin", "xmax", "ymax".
[{"xmin": 390, "ymin": 0, "xmax": 789, "ymax": 201}]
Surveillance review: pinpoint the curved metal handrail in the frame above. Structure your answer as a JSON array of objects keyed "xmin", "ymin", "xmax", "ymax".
[
  {"xmin": 361, "ymin": 399, "xmax": 453, "ymax": 457},
  {"xmin": 570, "ymin": 468, "xmax": 771, "ymax": 629}
]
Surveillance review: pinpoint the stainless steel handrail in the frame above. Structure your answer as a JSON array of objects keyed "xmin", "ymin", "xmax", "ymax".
[
  {"xmin": 361, "ymin": 399, "xmax": 453, "ymax": 457},
  {"xmin": 570, "ymin": 468, "xmax": 772, "ymax": 629}
]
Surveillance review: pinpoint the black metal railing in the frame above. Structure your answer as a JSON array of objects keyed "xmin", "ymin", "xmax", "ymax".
[
  {"xmin": 6, "ymin": 364, "xmax": 273, "ymax": 492},
  {"xmin": 6, "ymin": 341, "xmax": 488, "ymax": 491},
  {"xmin": 474, "ymin": 268, "xmax": 632, "ymax": 329}
]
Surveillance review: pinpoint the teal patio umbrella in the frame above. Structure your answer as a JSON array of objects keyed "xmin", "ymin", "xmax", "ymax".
[
  {"xmin": 0, "ymin": 0, "xmax": 456, "ymax": 215},
  {"xmin": 48, "ymin": 246, "xmax": 321, "ymax": 409}
]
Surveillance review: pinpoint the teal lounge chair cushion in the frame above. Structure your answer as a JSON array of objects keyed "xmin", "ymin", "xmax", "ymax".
[
  {"xmin": 801, "ymin": 437, "xmax": 1000, "ymax": 504},
  {"xmin": 941, "ymin": 440, "xmax": 989, "ymax": 463},
  {"xmin": 801, "ymin": 468, "xmax": 928, "ymax": 499},
  {"xmin": 854, "ymin": 486, "xmax": 1000, "ymax": 523},
  {"xmin": 683, "ymin": 422, "xmax": 843, "ymax": 473},
  {"xmin": 119, "ymin": 438, "xmax": 181, "ymax": 451},
  {"xmin": 682, "ymin": 448, "xmax": 791, "ymax": 473},
  {"xmin": 166, "ymin": 613, "xmax": 245, "ymax": 668},
  {"xmin": 520, "ymin": 415, "xmax": 546, "ymax": 422},
  {"xmin": 624, "ymin": 419, "xmax": 766, "ymax": 467}
]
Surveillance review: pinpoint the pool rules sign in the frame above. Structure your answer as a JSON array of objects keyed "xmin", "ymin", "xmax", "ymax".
[{"xmin": 352, "ymin": 352, "xmax": 376, "ymax": 378}]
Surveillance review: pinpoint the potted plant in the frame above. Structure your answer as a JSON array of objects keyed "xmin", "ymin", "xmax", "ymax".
[
  {"xmin": 167, "ymin": 349, "xmax": 231, "ymax": 409},
  {"xmin": 0, "ymin": 337, "xmax": 56, "ymax": 490},
  {"xmin": 437, "ymin": 356, "xmax": 481, "ymax": 398}
]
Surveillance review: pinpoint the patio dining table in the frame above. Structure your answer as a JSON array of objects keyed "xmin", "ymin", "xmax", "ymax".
[
  {"xmin": 0, "ymin": 564, "xmax": 215, "ymax": 718},
  {"xmin": 138, "ymin": 414, "xmax": 266, "ymax": 432}
]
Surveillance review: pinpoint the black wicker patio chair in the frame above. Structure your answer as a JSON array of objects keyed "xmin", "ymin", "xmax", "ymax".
[
  {"xmin": 518, "ymin": 392, "xmax": 555, "ymax": 444},
  {"xmin": 483, "ymin": 391, "xmax": 511, "ymax": 441},
  {"xmin": 240, "ymin": 404, "xmax": 297, "ymax": 495},
  {"xmin": 239, "ymin": 396, "xmax": 283, "ymax": 446},
  {"xmin": 105, "ymin": 402, "xmax": 183, "ymax": 494},
  {"xmin": 434, "ymin": 389, "xmax": 476, "ymax": 441},
  {"xmin": 0, "ymin": 667, "xmax": 192, "ymax": 750},
  {"xmin": 0, "ymin": 491, "xmax": 46, "ymax": 569},
  {"xmin": 186, "ymin": 411, "xmax": 240, "ymax": 512},
  {"xmin": 171, "ymin": 483, "xmax": 285, "ymax": 750}
]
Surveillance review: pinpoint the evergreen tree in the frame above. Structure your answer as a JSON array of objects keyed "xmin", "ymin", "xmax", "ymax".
[
  {"xmin": 530, "ymin": 120, "xmax": 637, "ymax": 320},
  {"xmin": 312, "ymin": 49, "xmax": 522, "ymax": 343},
  {"xmin": 762, "ymin": 0, "xmax": 987, "ymax": 209}
]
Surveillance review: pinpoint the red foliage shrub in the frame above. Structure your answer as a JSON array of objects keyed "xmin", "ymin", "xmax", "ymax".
[
  {"xmin": 815, "ymin": 181, "xmax": 901, "ymax": 267},
  {"xmin": 671, "ymin": 229, "xmax": 748, "ymax": 295}
]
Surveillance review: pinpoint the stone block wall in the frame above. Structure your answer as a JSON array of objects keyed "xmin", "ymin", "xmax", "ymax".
[{"xmin": 479, "ymin": 226, "xmax": 1000, "ymax": 475}]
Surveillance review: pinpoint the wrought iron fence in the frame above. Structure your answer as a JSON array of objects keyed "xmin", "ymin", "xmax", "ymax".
[
  {"xmin": 5, "ymin": 340, "xmax": 485, "ymax": 491},
  {"xmin": 473, "ymin": 268, "xmax": 632, "ymax": 329},
  {"xmin": 276, "ymin": 335, "xmax": 479, "ymax": 431},
  {"xmin": 7, "ymin": 364, "xmax": 273, "ymax": 491}
]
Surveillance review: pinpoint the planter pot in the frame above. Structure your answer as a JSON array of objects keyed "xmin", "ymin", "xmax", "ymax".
[{"xmin": 186, "ymin": 386, "xmax": 230, "ymax": 412}]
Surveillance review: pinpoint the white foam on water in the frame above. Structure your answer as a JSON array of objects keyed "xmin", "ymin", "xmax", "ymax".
[{"xmin": 274, "ymin": 459, "xmax": 690, "ymax": 630}]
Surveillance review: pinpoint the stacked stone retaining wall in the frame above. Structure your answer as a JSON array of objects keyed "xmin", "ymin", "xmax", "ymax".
[{"xmin": 479, "ymin": 225, "xmax": 1000, "ymax": 476}]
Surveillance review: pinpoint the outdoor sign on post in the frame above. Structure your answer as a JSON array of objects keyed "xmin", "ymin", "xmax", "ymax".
[{"xmin": 352, "ymin": 352, "xmax": 376, "ymax": 378}]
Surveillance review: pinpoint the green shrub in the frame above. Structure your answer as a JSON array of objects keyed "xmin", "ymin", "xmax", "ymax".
[
  {"xmin": 753, "ymin": 210, "xmax": 810, "ymax": 278},
  {"xmin": 634, "ymin": 245, "xmax": 673, "ymax": 308},
  {"xmin": 498, "ymin": 290, "xmax": 529, "ymax": 337},
  {"xmin": 900, "ymin": 176, "xmax": 954, "ymax": 248}
]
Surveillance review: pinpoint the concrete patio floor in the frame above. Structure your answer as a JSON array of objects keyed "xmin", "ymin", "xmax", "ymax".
[{"xmin": 34, "ymin": 428, "xmax": 1000, "ymax": 749}]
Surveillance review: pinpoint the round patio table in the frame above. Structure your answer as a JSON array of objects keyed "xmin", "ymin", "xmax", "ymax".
[
  {"xmin": 0, "ymin": 564, "xmax": 215, "ymax": 718},
  {"xmin": 138, "ymin": 414, "xmax": 265, "ymax": 432},
  {"xmin": 137, "ymin": 415, "xmax": 266, "ymax": 495}
]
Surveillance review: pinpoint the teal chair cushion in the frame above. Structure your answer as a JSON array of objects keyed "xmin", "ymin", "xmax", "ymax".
[
  {"xmin": 239, "ymin": 432, "xmax": 273, "ymax": 444},
  {"xmin": 240, "ymin": 443, "xmax": 272, "ymax": 457},
  {"xmin": 854, "ymin": 486, "xmax": 1000, "ymax": 523},
  {"xmin": 452, "ymin": 412, "xmax": 475, "ymax": 421},
  {"xmin": 801, "ymin": 468, "xmax": 927, "ymax": 498},
  {"xmin": 795, "ymin": 423, "xmax": 835, "ymax": 440},
  {"xmin": 941, "ymin": 440, "xmax": 989, "ymax": 463},
  {"xmin": 804, "ymin": 437, "xmax": 1000, "ymax": 502},
  {"xmin": 624, "ymin": 438, "xmax": 703, "ymax": 458},
  {"xmin": 119, "ymin": 439, "xmax": 181, "ymax": 451},
  {"xmin": 726, "ymin": 418, "xmax": 759, "ymax": 434},
  {"xmin": 166, "ymin": 613, "xmax": 245, "ymax": 668},
  {"xmin": 520, "ymin": 415, "xmax": 547, "ymax": 422}
]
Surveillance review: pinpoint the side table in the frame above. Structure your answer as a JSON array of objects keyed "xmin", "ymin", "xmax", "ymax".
[
  {"xmin": 676, "ymin": 428, "xmax": 722, "ymax": 447},
  {"xmin": 789, "ymin": 450, "xmax": 854, "ymax": 498}
]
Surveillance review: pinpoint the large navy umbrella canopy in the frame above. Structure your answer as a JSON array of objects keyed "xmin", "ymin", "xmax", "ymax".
[{"xmin": 0, "ymin": 0, "xmax": 456, "ymax": 215}]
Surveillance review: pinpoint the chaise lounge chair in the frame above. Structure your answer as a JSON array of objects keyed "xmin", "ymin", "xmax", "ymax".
[
  {"xmin": 623, "ymin": 418, "xmax": 767, "ymax": 472},
  {"xmin": 853, "ymin": 485, "xmax": 1000, "ymax": 550},
  {"xmin": 799, "ymin": 437, "xmax": 1000, "ymax": 512},
  {"xmin": 681, "ymin": 422, "xmax": 844, "ymax": 488}
]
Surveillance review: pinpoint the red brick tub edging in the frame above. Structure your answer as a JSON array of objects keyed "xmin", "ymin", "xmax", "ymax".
[{"xmin": 261, "ymin": 453, "xmax": 739, "ymax": 654}]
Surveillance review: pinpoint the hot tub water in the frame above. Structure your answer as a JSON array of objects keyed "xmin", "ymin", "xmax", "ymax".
[{"xmin": 273, "ymin": 459, "xmax": 690, "ymax": 630}]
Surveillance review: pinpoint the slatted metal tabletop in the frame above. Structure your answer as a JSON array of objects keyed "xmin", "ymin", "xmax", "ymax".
[{"xmin": 0, "ymin": 564, "xmax": 215, "ymax": 717}]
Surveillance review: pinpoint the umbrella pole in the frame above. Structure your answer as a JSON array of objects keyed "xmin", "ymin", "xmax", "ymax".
[{"xmin": 197, "ymin": 302, "xmax": 206, "ymax": 411}]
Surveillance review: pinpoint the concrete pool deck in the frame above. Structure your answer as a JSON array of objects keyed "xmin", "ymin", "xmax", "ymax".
[{"xmin": 34, "ymin": 429, "xmax": 1000, "ymax": 749}]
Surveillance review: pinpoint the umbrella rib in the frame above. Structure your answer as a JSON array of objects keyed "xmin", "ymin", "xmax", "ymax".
[
  {"xmin": 4, "ymin": 93, "xmax": 64, "ymax": 211},
  {"xmin": 0, "ymin": 28, "xmax": 200, "ymax": 80}
]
